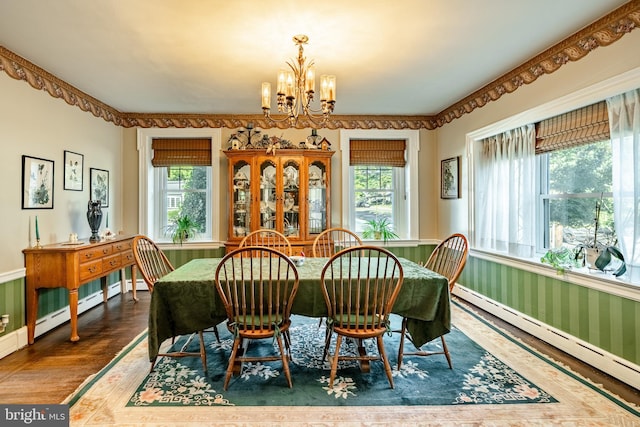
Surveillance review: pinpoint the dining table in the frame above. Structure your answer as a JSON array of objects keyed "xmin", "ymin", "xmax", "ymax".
[{"xmin": 148, "ymin": 256, "xmax": 451, "ymax": 363}]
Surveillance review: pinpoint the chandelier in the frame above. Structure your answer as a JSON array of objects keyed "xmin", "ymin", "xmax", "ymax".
[{"xmin": 261, "ymin": 35, "xmax": 336, "ymax": 127}]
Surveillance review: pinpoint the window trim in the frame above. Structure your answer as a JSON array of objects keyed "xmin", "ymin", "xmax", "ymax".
[
  {"xmin": 137, "ymin": 128, "xmax": 222, "ymax": 245},
  {"xmin": 340, "ymin": 129, "xmax": 419, "ymax": 243}
]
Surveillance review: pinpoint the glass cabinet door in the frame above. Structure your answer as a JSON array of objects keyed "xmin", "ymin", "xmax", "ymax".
[
  {"xmin": 232, "ymin": 161, "xmax": 251, "ymax": 238},
  {"xmin": 259, "ymin": 160, "xmax": 277, "ymax": 230},
  {"xmin": 282, "ymin": 160, "xmax": 300, "ymax": 238},
  {"xmin": 308, "ymin": 160, "xmax": 327, "ymax": 235}
]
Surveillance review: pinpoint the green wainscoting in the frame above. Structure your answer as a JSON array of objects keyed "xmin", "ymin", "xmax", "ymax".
[
  {"xmin": 0, "ymin": 276, "xmax": 24, "ymax": 335},
  {"xmin": 163, "ymin": 247, "xmax": 227, "ymax": 268},
  {"xmin": 458, "ymin": 255, "xmax": 640, "ymax": 366}
]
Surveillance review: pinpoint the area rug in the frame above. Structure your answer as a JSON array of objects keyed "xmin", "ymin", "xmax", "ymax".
[{"xmin": 65, "ymin": 301, "xmax": 640, "ymax": 426}]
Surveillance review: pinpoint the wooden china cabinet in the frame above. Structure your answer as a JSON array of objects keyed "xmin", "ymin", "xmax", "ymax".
[{"xmin": 224, "ymin": 148, "xmax": 334, "ymax": 254}]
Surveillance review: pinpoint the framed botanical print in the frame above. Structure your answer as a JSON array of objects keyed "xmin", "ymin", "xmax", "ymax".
[
  {"xmin": 441, "ymin": 156, "xmax": 461, "ymax": 199},
  {"xmin": 22, "ymin": 155, "xmax": 55, "ymax": 209},
  {"xmin": 63, "ymin": 150, "xmax": 84, "ymax": 191},
  {"xmin": 90, "ymin": 168, "xmax": 109, "ymax": 207}
]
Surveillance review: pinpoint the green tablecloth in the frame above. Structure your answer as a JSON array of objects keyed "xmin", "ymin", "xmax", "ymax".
[{"xmin": 148, "ymin": 257, "xmax": 450, "ymax": 361}]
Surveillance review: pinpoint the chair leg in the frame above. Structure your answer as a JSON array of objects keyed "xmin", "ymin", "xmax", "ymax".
[
  {"xmin": 397, "ymin": 317, "xmax": 408, "ymax": 370},
  {"xmin": 213, "ymin": 325, "xmax": 220, "ymax": 343},
  {"xmin": 198, "ymin": 330, "xmax": 208, "ymax": 373},
  {"xmin": 149, "ymin": 358, "xmax": 157, "ymax": 373},
  {"xmin": 322, "ymin": 327, "xmax": 332, "ymax": 363},
  {"xmin": 329, "ymin": 334, "xmax": 343, "ymax": 388},
  {"xmin": 275, "ymin": 334, "xmax": 293, "ymax": 388},
  {"xmin": 376, "ymin": 335, "xmax": 394, "ymax": 389},
  {"xmin": 441, "ymin": 335, "xmax": 453, "ymax": 369},
  {"xmin": 224, "ymin": 338, "xmax": 241, "ymax": 390}
]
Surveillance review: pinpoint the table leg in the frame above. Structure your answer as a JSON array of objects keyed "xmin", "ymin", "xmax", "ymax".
[
  {"xmin": 101, "ymin": 276, "xmax": 108, "ymax": 303},
  {"xmin": 68, "ymin": 288, "xmax": 80, "ymax": 342},
  {"xmin": 26, "ymin": 286, "xmax": 39, "ymax": 345}
]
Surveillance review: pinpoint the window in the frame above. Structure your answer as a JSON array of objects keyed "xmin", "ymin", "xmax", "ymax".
[
  {"xmin": 473, "ymin": 102, "xmax": 615, "ymax": 256},
  {"xmin": 137, "ymin": 128, "xmax": 222, "ymax": 243},
  {"xmin": 539, "ymin": 140, "xmax": 614, "ymax": 251},
  {"xmin": 155, "ymin": 165, "xmax": 211, "ymax": 240},
  {"xmin": 340, "ymin": 130, "xmax": 419, "ymax": 241}
]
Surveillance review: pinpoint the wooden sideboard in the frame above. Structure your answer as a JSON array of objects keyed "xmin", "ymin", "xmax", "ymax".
[{"xmin": 23, "ymin": 234, "xmax": 138, "ymax": 344}]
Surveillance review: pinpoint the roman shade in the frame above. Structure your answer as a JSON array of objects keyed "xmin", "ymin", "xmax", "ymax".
[
  {"xmin": 151, "ymin": 138, "xmax": 212, "ymax": 166},
  {"xmin": 349, "ymin": 139, "xmax": 406, "ymax": 167},
  {"xmin": 535, "ymin": 101, "xmax": 610, "ymax": 154}
]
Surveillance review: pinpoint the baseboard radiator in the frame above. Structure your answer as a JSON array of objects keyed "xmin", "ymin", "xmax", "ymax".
[
  {"xmin": 0, "ymin": 279, "xmax": 147, "ymax": 360},
  {"xmin": 453, "ymin": 285, "xmax": 640, "ymax": 391}
]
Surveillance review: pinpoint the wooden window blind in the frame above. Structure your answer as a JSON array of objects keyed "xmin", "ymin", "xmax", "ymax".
[
  {"xmin": 535, "ymin": 101, "xmax": 610, "ymax": 154},
  {"xmin": 349, "ymin": 139, "xmax": 406, "ymax": 167},
  {"xmin": 151, "ymin": 138, "xmax": 212, "ymax": 167}
]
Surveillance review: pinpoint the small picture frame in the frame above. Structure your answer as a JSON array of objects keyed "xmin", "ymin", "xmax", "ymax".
[
  {"xmin": 441, "ymin": 156, "xmax": 461, "ymax": 199},
  {"xmin": 90, "ymin": 168, "xmax": 109, "ymax": 207},
  {"xmin": 22, "ymin": 155, "xmax": 55, "ymax": 209},
  {"xmin": 63, "ymin": 150, "xmax": 84, "ymax": 191}
]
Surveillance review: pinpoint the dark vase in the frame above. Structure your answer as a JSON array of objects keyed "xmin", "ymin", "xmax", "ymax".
[{"xmin": 87, "ymin": 200, "xmax": 103, "ymax": 242}]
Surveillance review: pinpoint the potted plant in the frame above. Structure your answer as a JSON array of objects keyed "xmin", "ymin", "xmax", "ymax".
[
  {"xmin": 540, "ymin": 247, "xmax": 579, "ymax": 275},
  {"xmin": 573, "ymin": 196, "xmax": 626, "ymax": 277},
  {"xmin": 166, "ymin": 214, "xmax": 199, "ymax": 245},
  {"xmin": 362, "ymin": 216, "xmax": 399, "ymax": 243}
]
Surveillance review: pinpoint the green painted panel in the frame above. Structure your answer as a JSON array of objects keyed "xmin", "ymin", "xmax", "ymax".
[
  {"xmin": 0, "ymin": 277, "xmax": 25, "ymax": 333},
  {"xmin": 458, "ymin": 255, "xmax": 640, "ymax": 366}
]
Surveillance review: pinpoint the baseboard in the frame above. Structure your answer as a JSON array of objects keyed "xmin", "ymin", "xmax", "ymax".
[
  {"xmin": 0, "ymin": 327, "xmax": 28, "ymax": 359},
  {"xmin": 453, "ymin": 285, "xmax": 640, "ymax": 390},
  {"xmin": 33, "ymin": 279, "xmax": 146, "ymax": 340}
]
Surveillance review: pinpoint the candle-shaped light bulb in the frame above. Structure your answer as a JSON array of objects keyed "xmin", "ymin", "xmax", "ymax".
[
  {"xmin": 285, "ymin": 71, "xmax": 295, "ymax": 98},
  {"xmin": 305, "ymin": 67, "xmax": 315, "ymax": 93},
  {"xmin": 261, "ymin": 82, "xmax": 271, "ymax": 109},
  {"xmin": 327, "ymin": 75, "xmax": 336, "ymax": 102},
  {"xmin": 320, "ymin": 75, "xmax": 329, "ymax": 101},
  {"xmin": 276, "ymin": 70, "xmax": 287, "ymax": 94},
  {"xmin": 35, "ymin": 216, "xmax": 40, "ymax": 240}
]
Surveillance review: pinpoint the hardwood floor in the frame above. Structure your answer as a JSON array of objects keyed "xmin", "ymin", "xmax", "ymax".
[{"xmin": 0, "ymin": 291, "xmax": 637, "ymax": 406}]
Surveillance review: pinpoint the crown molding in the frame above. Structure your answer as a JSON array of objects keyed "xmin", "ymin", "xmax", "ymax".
[
  {"xmin": 437, "ymin": 0, "xmax": 640, "ymax": 126},
  {"xmin": 1, "ymin": 1, "xmax": 639, "ymax": 130}
]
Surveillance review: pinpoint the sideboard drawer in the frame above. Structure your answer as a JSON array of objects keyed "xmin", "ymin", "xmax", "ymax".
[
  {"xmin": 79, "ymin": 246, "xmax": 112, "ymax": 262},
  {"xmin": 121, "ymin": 250, "xmax": 135, "ymax": 266},
  {"xmin": 103, "ymin": 254, "xmax": 122, "ymax": 270},
  {"xmin": 113, "ymin": 240, "xmax": 132, "ymax": 252},
  {"xmin": 79, "ymin": 259, "xmax": 103, "ymax": 282}
]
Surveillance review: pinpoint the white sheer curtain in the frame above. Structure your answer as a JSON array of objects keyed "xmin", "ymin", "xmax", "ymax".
[
  {"xmin": 475, "ymin": 124, "xmax": 536, "ymax": 257},
  {"xmin": 606, "ymin": 89, "xmax": 640, "ymax": 283}
]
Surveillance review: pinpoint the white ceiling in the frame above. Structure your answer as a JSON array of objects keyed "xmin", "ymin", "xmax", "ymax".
[{"xmin": 0, "ymin": 0, "xmax": 630, "ymax": 116}]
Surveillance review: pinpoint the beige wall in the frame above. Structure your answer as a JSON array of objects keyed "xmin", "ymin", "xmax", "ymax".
[
  {"xmin": 434, "ymin": 29, "xmax": 640, "ymax": 240},
  {"xmin": 0, "ymin": 73, "xmax": 123, "ymax": 272}
]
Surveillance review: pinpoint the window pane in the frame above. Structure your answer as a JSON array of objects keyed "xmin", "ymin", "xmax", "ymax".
[
  {"xmin": 164, "ymin": 165, "xmax": 209, "ymax": 237},
  {"xmin": 543, "ymin": 140, "xmax": 614, "ymax": 250},
  {"xmin": 353, "ymin": 166, "xmax": 395, "ymax": 233},
  {"xmin": 548, "ymin": 140, "xmax": 612, "ymax": 194},
  {"xmin": 546, "ymin": 196, "xmax": 615, "ymax": 249}
]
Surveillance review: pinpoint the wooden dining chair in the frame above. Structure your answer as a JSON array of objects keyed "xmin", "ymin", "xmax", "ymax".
[
  {"xmin": 320, "ymin": 245, "xmax": 404, "ymax": 389},
  {"xmin": 132, "ymin": 235, "xmax": 213, "ymax": 373},
  {"xmin": 239, "ymin": 229, "xmax": 293, "ymax": 256},
  {"xmin": 214, "ymin": 246, "xmax": 300, "ymax": 390},
  {"xmin": 312, "ymin": 227, "xmax": 363, "ymax": 258},
  {"xmin": 132, "ymin": 235, "xmax": 173, "ymax": 293},
  {"xmin": 396, "ymin": 233, "xmax": 468, "ymax": 370}
]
